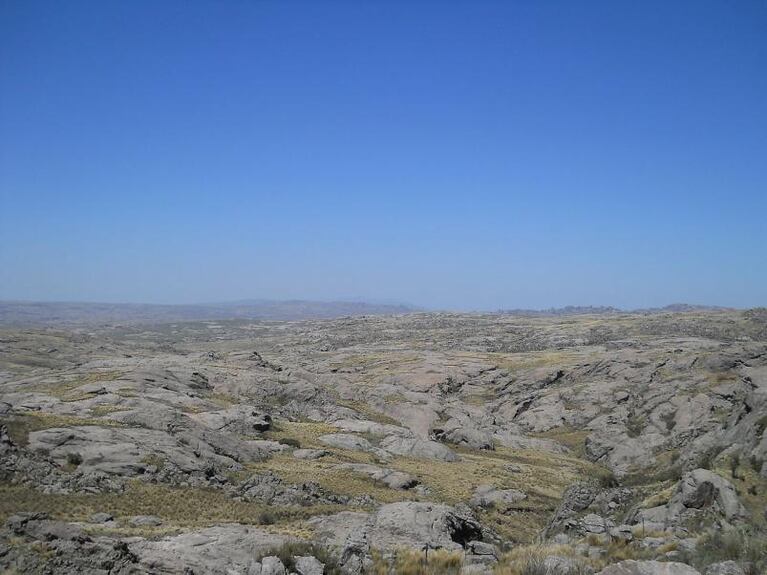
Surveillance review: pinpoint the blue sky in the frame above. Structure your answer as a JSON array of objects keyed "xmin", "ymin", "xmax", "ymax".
[{"xmin": 1, "ymin": 1, "xmax": 765, "ymax": 310}]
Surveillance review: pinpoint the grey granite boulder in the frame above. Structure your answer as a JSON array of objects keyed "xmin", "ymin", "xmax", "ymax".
[{"xmin": 598, "ymin": 560, "xmax": 701, "ymax": 574}]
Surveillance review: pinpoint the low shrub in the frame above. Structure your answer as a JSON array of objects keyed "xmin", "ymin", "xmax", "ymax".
[
  {"xmin": 66, "ymin": 452, "xmax": 83, "ymax": 468},
  {"xmin": 676, "ymin": 527, "xmax": 767, "ymax": 575}
]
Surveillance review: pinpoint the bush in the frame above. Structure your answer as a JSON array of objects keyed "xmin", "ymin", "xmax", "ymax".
[
  {"xmin": 258, "ymin": 511, "xmax": 275, "ymax": 525},
  {"xmin": 598, "ymin": 471, "xmax": 618, "ymax": 489},
  {"xmin": 698, "ymin": 445, "xmax": 725, "ymax": 470},
  {"xmin": 754, "ymin": 415, "xmax": 767, "ymax": 437},
  {"xmin": 625, "ymin": 413, "xmax": 646, "ymax": 438},
  {"xmin": 676, "ymin": 527, "xmax": 767, "ymax": 575},
  {"xmin": 729, "ymin": 453, "xmax": 741, "ymax": 478},
  {"xmin": 66, "ymin": 452, "xmax": 83, "ymax": 467}
]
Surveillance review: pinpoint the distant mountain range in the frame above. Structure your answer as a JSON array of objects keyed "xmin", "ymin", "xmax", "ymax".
[
  {"xmin": 496, "ymin": 303, "xmax": 732, "ymax": 316},
  {"xmin": 0, "ymin": 299, "xmax": 419, "ymax": 326},
  {"xmin": 0, "ymin": 300, "xmax": 738, "ymax": 327}
]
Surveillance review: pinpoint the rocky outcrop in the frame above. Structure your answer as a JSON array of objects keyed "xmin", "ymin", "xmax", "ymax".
[
  {"xmin": 191, "ymin": 404, "xmax": 272, "ymax": 435},
  {"xmin": 308, "ymin": 501, "xmax": 486, "ymax": 565},
  {"xmin": 632, "ymin": 469, "xmax": 747, "ymax": 528}
]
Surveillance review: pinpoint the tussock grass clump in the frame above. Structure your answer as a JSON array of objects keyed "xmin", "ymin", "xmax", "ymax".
[
  {"xmin": 494, "ymin": 544, "xmax": 590, "ymax": 575},
  {"xmin": 676, "ymin": 527, "xmax": 767, "ymax": 575}
]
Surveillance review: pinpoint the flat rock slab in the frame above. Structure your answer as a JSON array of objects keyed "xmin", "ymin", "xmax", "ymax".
[
  {"xmin": 129, "ymin": 524, "xmax": 293, "ymax": 574},
  {"xmin": 293, "ymin": 448, "xmax": 330, "ymax": 460},
  {"xmin": 379, "ymin": 436, "xmax": 459, "ymax": 461},
  {"xmin": 319, "ymin": 433, "xmax": 373, "ymax": 452},
  {"xmin": 334, "ymin": 463, "xmax": 418, "ymax": 489}
]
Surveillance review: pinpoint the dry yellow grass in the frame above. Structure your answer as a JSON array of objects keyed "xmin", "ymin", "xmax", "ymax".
[
  {"xmin": 493, "ymin": 543, "xmax": 583, "ymax": 575},
  {"xmin": 26, "ymin": 370, "xmax": 123, "ymax": 400},
  {"xmin": 0, "ymin": 482, "xmax": 344, "ymax": 531},
  {"xmin": 391, "ymin": 446, "xmax": 599, "ymax": 542},
  {"xmin": 532, "ymin": 427, "xmax": 590, "ymax": 458},
  {"xmin": 369, "ymin": 548, "xmax": 463, "ymax": 575},
  {"xmin": 255, "ymin": 419, "xmax": 604, "ymax": 543}
]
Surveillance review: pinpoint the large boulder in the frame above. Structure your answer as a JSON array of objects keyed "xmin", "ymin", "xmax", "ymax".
[
  {"xmin": 261, "ymin": 556, "xmax": 287, "ymax": 575},
  {"xmin": 432, "ymin": 419, "xmax": 495, "ymax": 450},
  {"xmin": 294, "ymin": 555, "xmax": 325, "ymax": 575},
  {"xmin": 370, "ymin": 502, "xmax": 483, "ymax": 550},
  {"xmin": 470, "ymin": 485, "xmax": 526, "ymax": 510},
  {"xmin": 598, "ymin": 560, "xmax": 701, "ymax": 574},
  {"xmin": 633, "ymin": 469, "xmax": 748, "ymax": 527},
  {"xmin": 676, "ymin": 469, "xmax": 746, "ymax": 520},
  {"xmin": 379, "ymin": 436, "xmax": 459, "ymax": 461},
  {"xmin": 308, "ymin": 502, "xmax": 484, "ymax": 554}
]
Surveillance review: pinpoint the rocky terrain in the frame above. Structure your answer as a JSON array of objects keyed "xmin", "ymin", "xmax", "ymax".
[{"xmin": 1, "ymin": 308, "xmax": 766, "ymax": 574}]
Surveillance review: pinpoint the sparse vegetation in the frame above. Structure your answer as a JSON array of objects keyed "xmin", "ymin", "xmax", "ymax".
[
  {"xmin": 676, "ymin": 527, "xmax": 767, "ymax": 575},
  {"xmin": 625, "ymin": 412, "xmax": 646, "ymax": 438},
  {"xmin": 0, "ymin": 483, "xmax": 344, "ymax": 528},
  {"xmin": 369, "ymin": 547, "xmax": 463, "ymax": 575}
]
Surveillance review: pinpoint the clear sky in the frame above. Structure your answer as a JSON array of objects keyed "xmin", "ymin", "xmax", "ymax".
[{"xmin": 1, "ymin": 1, "xmax": 765, "ymax": 310}]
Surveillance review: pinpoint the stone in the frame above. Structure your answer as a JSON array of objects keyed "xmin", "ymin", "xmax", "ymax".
[
  {"xmin": 581, "ymin": 513, "xmax": 614, "ymax": 534},
  {"xmin": 609, "ymin": 525, "xmax": 634, "ymax": 541}
]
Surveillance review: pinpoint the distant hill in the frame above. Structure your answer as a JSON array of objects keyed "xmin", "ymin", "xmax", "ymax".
[
  {"xmin": 0, "ymin": 299, "xmax": 419, "ymax": 326},
  {"xmin": 496, "ymin": 304, "xmax": 732, "ymax": 316}
]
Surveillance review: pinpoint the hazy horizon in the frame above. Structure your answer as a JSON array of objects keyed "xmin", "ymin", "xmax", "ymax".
[
  {"xmin": 2, "ymin": 2, "xmax": 766, "ymax": 310},
  {"xmin": 0, "ymin": 297, "xmax": 748, "ymax": 314}
]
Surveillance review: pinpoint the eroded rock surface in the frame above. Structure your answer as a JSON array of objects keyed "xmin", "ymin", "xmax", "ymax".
[{"xmin": 1, "ymin": 308, "xmax": 766, "ymax": 574}]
